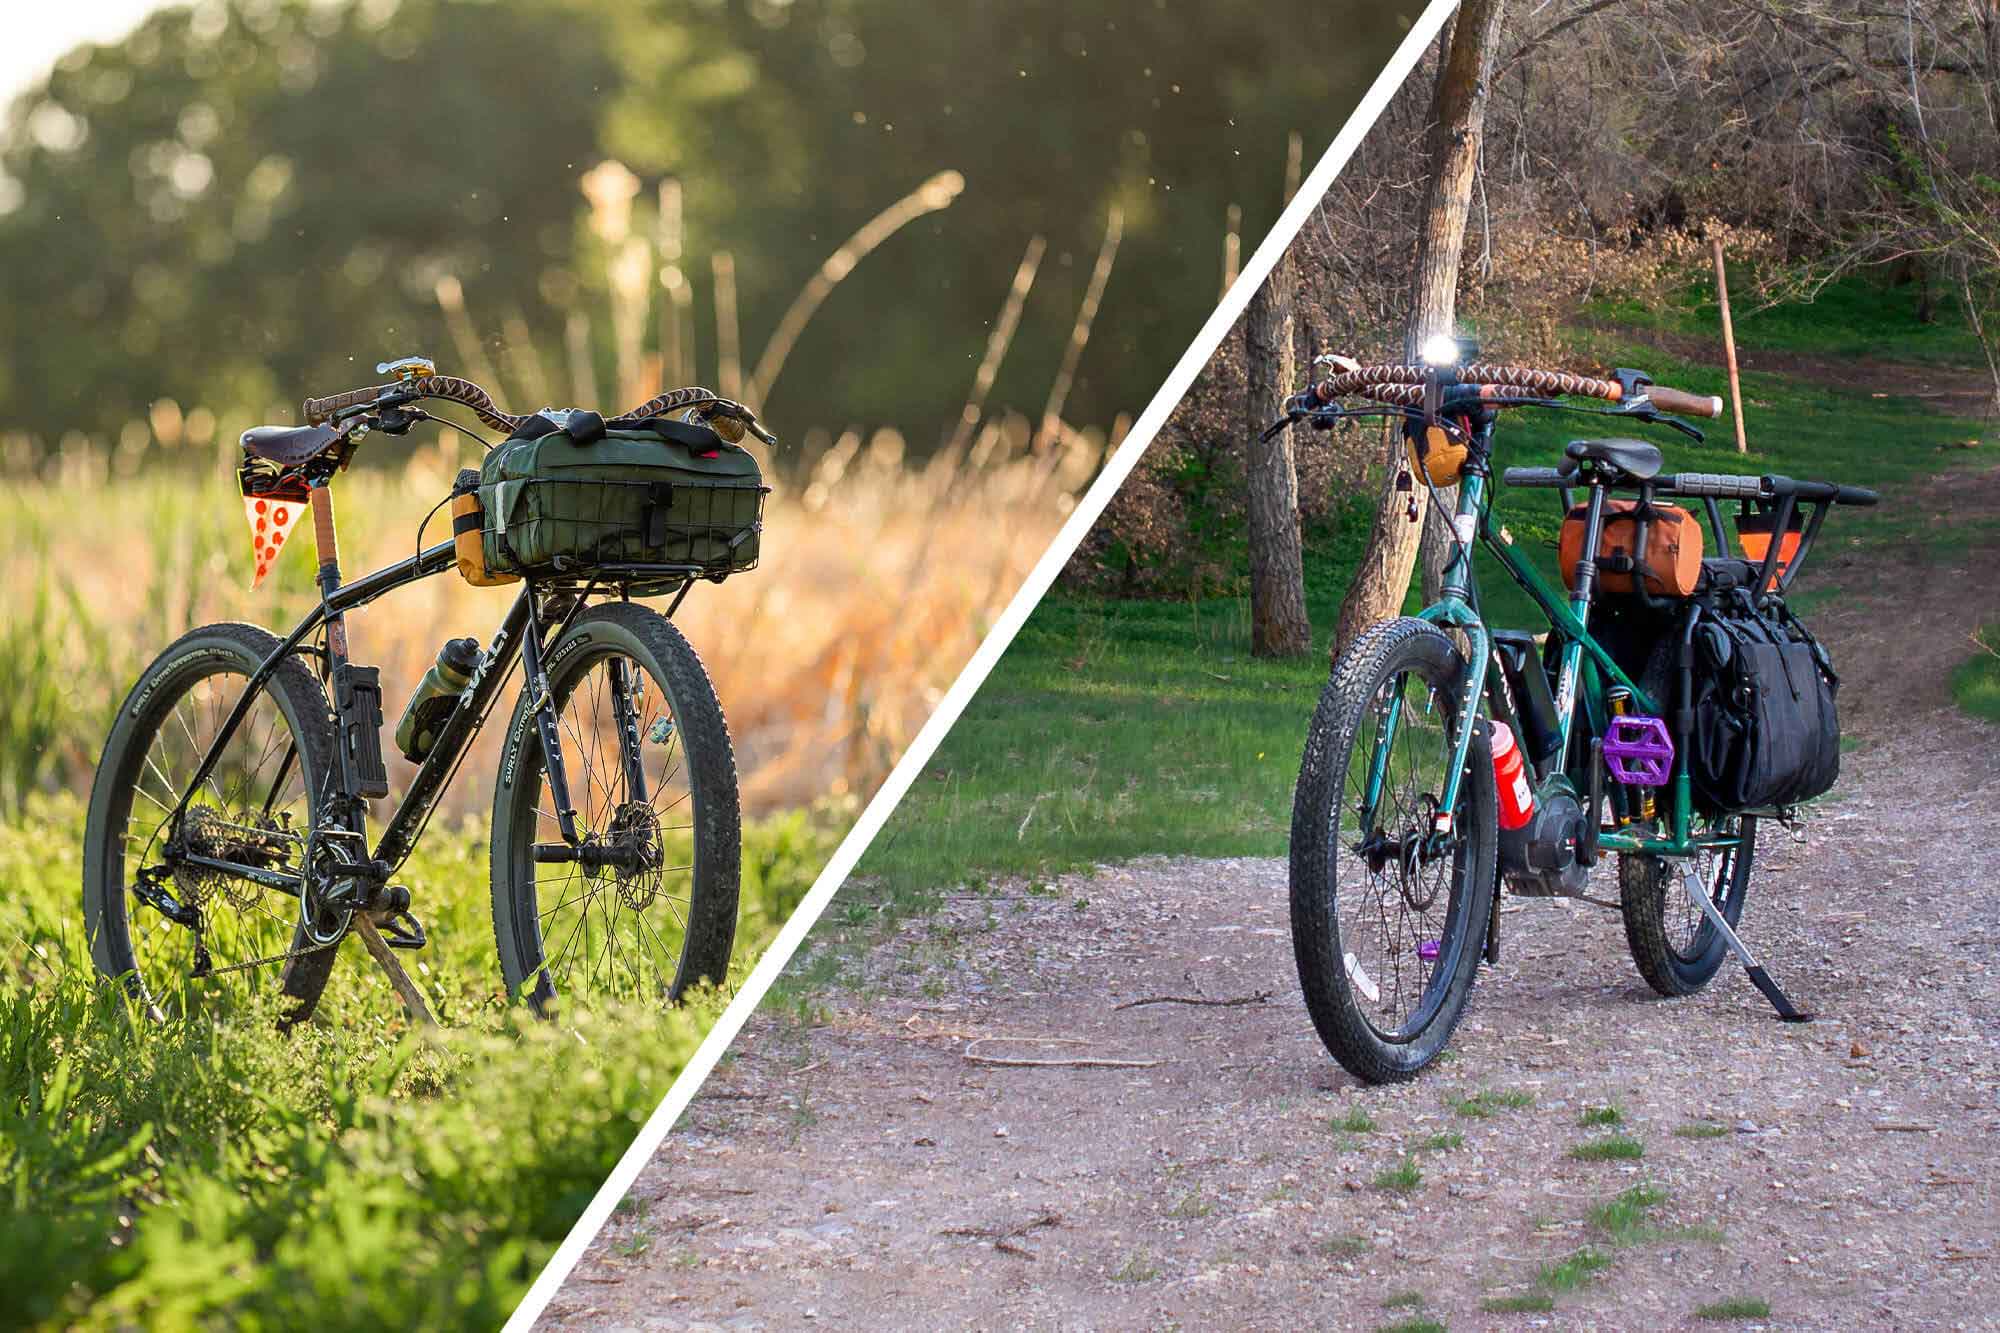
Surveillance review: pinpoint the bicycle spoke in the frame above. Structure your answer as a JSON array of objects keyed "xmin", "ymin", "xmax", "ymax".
[{"xmin": 520, "ymin": 641, "xmax": 708, "ymax": 1011}]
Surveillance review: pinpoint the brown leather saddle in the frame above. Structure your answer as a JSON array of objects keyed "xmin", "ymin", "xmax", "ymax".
[{"xmin": 241, "ymin": 423, "xmax": 339, "ymax": 466}]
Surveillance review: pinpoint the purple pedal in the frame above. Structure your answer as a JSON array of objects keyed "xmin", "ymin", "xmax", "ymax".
[{"xmin": 1602, "ymin": 714, "xmax": 1674, "ymax": 786}]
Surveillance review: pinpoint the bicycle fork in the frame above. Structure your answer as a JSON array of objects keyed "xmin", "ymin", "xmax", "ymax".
[{"xmin": 521, "ymin": 593, "xmax": 655, "ymax": 874}]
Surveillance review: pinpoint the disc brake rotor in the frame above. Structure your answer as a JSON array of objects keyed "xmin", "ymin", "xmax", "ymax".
[{"xmin": 605, "ymin": 802, "xmax": 664, "ymax": 911}]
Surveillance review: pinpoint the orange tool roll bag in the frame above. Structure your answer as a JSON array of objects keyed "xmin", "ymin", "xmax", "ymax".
[
  {"xmin": 1558, "ymin": 498, "xmax": 1704, "ymax": 598},
  {"xmin": 451, "ymin": 468, "xmax": 521, "ymax": 587}
]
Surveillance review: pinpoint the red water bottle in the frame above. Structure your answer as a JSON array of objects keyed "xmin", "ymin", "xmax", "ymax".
[{"xmin": 1491, "ymin": 722, "xmax": 1535, "ymax": 831}]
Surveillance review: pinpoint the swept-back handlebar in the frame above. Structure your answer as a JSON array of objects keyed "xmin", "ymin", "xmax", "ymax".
[
  {"xmin": 1308, "ymin": 361, "xmax": 1722, "ymax": 420},
  {"xmin": 302, "ymin": 375, "xmax": 778, "ymax": 446}
]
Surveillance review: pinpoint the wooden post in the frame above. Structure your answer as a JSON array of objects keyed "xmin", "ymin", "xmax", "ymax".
[{"xmin": 1712, "ymin": 237, "xmax": 1748, "ymax": 454}]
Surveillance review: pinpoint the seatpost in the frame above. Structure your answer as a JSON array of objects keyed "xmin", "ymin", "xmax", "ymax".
[{"xmin": 308, "ymin": 481, "xmax": 348, "ymax": 663}]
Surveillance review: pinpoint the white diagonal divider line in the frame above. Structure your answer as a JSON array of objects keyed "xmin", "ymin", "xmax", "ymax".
[{"xmin": 504, "ymin": 4, "xmax": 1458, "ymax": 1324}]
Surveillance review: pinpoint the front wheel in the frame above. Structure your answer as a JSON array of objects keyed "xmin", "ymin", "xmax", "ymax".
[
  {"xmin": 490, "ymin": 603, "xmax": 740, "ymax": 1014},
  {"xmin": 1290, "ymin": 618, "xmax": 1497, "ymax": 1085},
  {"xmin": 1618, "ymin": 816, "xmax": 1756, "ymax": 997}
]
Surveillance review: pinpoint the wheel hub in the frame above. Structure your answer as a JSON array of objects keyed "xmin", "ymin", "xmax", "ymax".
[{"xmin": 592, "ymin": 802, "xmax": 665, "ymax": 911}]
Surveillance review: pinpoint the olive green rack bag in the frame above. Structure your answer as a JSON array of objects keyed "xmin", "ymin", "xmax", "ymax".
[{"xmin": 467, "ymin": 410, "xmax": 767, "ymax": 592}]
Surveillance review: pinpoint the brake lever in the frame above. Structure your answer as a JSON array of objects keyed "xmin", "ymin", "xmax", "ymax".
[
  {"xmin": 374, "ymin": 405, "xmax": 423, "ymax": 437},
  {"xmin": 1623, "ymin": 404, "xmax": 1706, "ymax": 443},
  {"xmin": 1258, "ymin": 412, "xmax": 1299, "ymax": 443}
]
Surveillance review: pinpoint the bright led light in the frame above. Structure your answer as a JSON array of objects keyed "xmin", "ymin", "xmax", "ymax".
[{"xmin": 1420, "ymin": 334, "xmax": 1462, "ymax": 368}]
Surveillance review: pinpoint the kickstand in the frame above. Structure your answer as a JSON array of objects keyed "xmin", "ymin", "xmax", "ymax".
[
  {"xmin": 355, "ymin": 918, "xmax": 438, "ymax": 1028},
  {"xmin": 1682, "ymin": 870, "xmax": 1812, "ymax": 1022}
]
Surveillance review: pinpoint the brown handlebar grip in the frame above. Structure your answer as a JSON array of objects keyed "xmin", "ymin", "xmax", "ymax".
[
  {"xmin": 1645, "ymin": 385, "xmax": 1724, "ymax": 419},
  {"xmin": 607, "ymin": 385, "xmax": 725, "ymax": 425},
  {"xmin": 303, "ymin": 383, "xmax": 391, "ymax": 424}
]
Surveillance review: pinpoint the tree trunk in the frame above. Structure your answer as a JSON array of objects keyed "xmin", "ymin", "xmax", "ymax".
[
  {"xmin": 1244, "ymin": 256, "xmax": 1312, "ymax": 657},
  {"xmin": 1331, "ymin": 0, "xmax": 1508, "ymax": 662}
]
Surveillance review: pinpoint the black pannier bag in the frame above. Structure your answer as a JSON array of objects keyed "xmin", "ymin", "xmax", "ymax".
[
  {"xmin": 1687, "ymin": 592, "xmax": 1840, "ymax": 813},
  {"xmin": 478, "ymin": 409, "xmax": 767, "ymax": 593}
]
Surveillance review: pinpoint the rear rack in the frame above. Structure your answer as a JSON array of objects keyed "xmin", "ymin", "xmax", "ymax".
[{"xmin": 1502, "ymin": 465, "xmax": 1877, "ymax": 600}]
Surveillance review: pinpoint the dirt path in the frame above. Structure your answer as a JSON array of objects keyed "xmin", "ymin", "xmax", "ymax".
[{"xmin": 546, "ymin": 470, "xmax": 2000, "ymax": 1332}]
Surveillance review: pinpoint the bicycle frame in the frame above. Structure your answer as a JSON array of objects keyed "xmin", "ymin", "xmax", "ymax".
[
  {"xmin": 1364, "ymin": 417, "xmax": 1742, "ymax": 864},
  {"xmin": 155, "ymin": 478, "xmax": 708, "ymax": 911}
]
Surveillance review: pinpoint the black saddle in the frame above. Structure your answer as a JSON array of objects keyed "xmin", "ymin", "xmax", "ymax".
[
  {"xmin": 1564, "ymin": 437, "xmax": 1662, "ymax": 480},
  {"xmin": 241, "ymin": 423, "xmax": 338, "ymax": 465}
]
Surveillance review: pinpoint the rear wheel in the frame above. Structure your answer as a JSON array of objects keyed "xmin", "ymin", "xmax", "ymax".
[
  {"xmin": 1290, "ymin": 618, "xmax": 1497, "ymax": 1085},
  {"xmin": 490, "ymin": 603, "xmax": 739, "ymax": 1014},
  {"xmin": 1619, "ymin": 816, "xmax": 1756, "ymax": 996},
  {"xmin": 82, "ymin": 623, "xmax": 343, "ymax": 1023}
]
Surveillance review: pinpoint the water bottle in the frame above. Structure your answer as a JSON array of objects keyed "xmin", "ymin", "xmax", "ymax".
[{"xmin": 394, "ymin": 637, "xmax": 481, "ymax": 763}]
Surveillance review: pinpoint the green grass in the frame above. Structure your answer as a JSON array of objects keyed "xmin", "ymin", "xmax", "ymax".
[
  {"xmin": 1454, "ymin": 1088, "xmax": 1535, "ymax": 1119},
  {"xmin": 1332, "ymin": 1108, "xmax": 1378, "ymax": 1134},
  {"xmin": 1320, "ymin": 1234, "xmax": 1371, "ymax": 1258},
  {"xmin": 1380, "ymin": 1290, "xmax": 1425, "ymax": 1310},
  {"xmin": 1588, "ymin": 1183, "xmax": 1668, "ymax": 1244},
  {"xmin": 1539, "ymin": 1246, "xmax": 1614, "ymax": 1292},
  {"xmin": 0, "ymin": 795, "xmax": 834, "ymax": 1329},
  {"xmin": 1951, "ymin": 625, "xmax": 2000, "ymax": 725},
  {"xmin": 1481, "ymin": 1291, "xmax": 1556, "ymax": 1314},
  {"xmin": 1675, "ymin": 1121, "xmax": 1730, "ymax": 1140},
  {"xmin": 1696, "ymin": 1296, "xmax": 1773, "ymax": 1321},
  {"xmin": 1570, "ymin": 1135, "xmax": 1646, "ymax": 1162},
  {"xmin": 1109, "ymin": 1250, "xmax": 1161, "ymax": 1283},
  {"xmin": 1590, "ymin": 267, "xmax": 1990, "ymax": 368},
  {"xmin": 1418, "ymin": 1131, "xmax": 1464, "ymax": 1152},
  {"xmin": 1373, "ymin": 1160, "xmax": 1423, "ymax": 1194},
  {"xmin": 1578, "ymin": 1104, "xmax": 1624, "ymax": 1127},
  {"xmin": 1377, "ymin": 1318, "xmax": 1445, "ymax": 1333}
]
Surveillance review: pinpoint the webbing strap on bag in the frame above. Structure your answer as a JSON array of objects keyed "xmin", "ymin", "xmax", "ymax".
[{"xmin": 643, "ymin": 481, "xmax": 675, "ymax": 547}]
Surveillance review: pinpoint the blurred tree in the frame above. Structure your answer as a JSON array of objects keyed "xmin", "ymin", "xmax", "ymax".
[
  {"xmin": 1244, "ymin": 259, "xmax": 1309, "ymax": 657},
  {"xmin": 0, "ymin": 0, "xmax": 1427, "ymax": 456},
  {"xmin": 0, "ymin": 0, "xmax": 620, "ymax": 440}
]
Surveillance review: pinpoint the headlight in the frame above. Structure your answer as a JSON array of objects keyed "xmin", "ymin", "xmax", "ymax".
[{"xmin": 1419, "ymin": 333, "xmax": 1463, "ymax": 368}]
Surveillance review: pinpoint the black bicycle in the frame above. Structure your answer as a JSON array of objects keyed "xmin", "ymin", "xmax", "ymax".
[{"xmin": 82, "ymin": 357, "xmax": 776, "ymax": 1024}]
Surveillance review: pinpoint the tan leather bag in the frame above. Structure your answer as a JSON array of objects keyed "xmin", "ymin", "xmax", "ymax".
[
  {"xmin": 1559, "ymin": 498, "xmax": 1703, "ymax": 597},
  {"xmin": 451, "ymin": 469, "xmax": 520, "ymax": 588},
  {"xmin": 1406, "ymin": 424, "xmax": 1470, "ymax": 486}
]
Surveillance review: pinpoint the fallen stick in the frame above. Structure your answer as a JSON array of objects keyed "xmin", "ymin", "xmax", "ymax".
[
  {"xmin": 1873, "ymin": 1121, "xmax": 1938, "ymax": 1133},
  {"xmin": 941, "ymin": 1210, "xmax": 1062, "ymax": 1257},
  {"xmin": 963, "ymin": 1037, "xmax": 1161, "ymax": 1069},
  {"xmin": 1113, "ymin": 990, "xmax": 1272, "ymax": 1012},
  {"xmin": 355, "ymin": 918, "xmax": 437, "ymax": 1028}
]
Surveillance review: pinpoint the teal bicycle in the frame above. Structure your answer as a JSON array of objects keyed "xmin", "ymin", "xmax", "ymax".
[{"xmin": 1266, "ymin": 342, "xmax": 1876, "ymax": 1084}]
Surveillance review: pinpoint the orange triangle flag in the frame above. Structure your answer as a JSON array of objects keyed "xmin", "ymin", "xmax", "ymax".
[{"xmin": 244, "ymin": 494, "xmax": 307, "ymax": 589}]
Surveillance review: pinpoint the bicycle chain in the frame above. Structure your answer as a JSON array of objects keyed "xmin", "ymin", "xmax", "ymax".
[{"xmin": 195, "ymin": 931, "xmax": 341, "ymax": 979}]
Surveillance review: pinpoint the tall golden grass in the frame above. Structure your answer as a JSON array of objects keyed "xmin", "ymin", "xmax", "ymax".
[{"xmin": 0, "ymin": 414, "xmax": 1100, "ymax": 818}]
